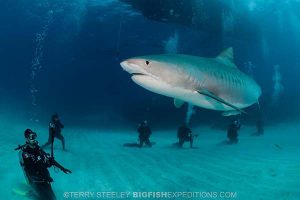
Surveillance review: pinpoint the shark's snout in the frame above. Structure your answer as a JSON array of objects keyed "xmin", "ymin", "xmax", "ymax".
[
  {"xmin": 120, "ymin": 60, "xmax": 129, "ymax": 71},
  {"xmin": 120, "ymin": 59, "xmax": 146, "ymax": 75}
]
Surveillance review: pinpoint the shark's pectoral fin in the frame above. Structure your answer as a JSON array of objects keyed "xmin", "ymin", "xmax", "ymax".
[
  {"xmin": 197, "ymin": 90, "xmax": 247, "ymax": 114},
  {"xmin": 174, "ymin": 98, "xmax": 185, "ymax": 108}
]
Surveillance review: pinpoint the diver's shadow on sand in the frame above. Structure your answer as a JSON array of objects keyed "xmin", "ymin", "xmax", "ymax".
[
  {"xmin": 122, "ymin": 142, "xmax": 156, "ymax": 148},
  {"xmin": 123, "ymin": 142, "xmax": 200, "ymax": 149},
  {"xmin": 163, "ymin": 143, "xmax": 200, "ymax": 150},
  {"xmin": 123, "ymin": 143, "xmax": 140, "ymax": 148},
  {"xmin": 216, "ymin": 140, "xmax": 237, "ymax": 146},
  {"xmin": 250, "ymin": 132, "xmax": 263, "ymax": 137}
]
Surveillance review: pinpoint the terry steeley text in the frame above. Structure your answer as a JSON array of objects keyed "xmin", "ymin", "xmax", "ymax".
[{"xmin": 63, "ymin": 191, "xmax": 238, "ymax": 199}]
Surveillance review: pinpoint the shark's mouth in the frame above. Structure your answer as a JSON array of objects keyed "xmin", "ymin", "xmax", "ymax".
[
  {"xmin": 131, "ymin": 73, "xmax": 146, "ymax": 76},
  {"xmin": 131, "ymin": 73, "xmax": 160, "ymax": 82}
]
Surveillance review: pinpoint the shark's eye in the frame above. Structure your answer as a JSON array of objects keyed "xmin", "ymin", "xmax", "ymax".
[{"xmin": 145, "ymin": 60, "xmax": 150, "ymax": 66}]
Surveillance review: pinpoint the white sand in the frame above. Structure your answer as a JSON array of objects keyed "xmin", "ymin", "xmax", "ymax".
[{"xmin": 1, "ymin": 120, "xmax": 300, "ymax": 200}]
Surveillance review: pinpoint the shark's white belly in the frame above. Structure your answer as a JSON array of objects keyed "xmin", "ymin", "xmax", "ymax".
[{"xmin": 132, "ymin": 75, "xmax": 247, "ymax": 111}]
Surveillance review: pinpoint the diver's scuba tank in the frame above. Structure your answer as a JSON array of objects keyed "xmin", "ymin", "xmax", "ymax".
[{"xmin": 15, "ymin": 144, "xmax": 31, "ymax": 185}]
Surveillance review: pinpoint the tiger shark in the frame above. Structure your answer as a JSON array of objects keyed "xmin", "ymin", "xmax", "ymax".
[{"xmin": 120, "ymin": 48, "xmax": 261, "ymax": 116}]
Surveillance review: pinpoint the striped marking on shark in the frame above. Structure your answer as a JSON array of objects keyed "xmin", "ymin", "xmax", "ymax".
[{"xmin": 120, "ymin": 48, "xmax": 261, "ymax": 116}]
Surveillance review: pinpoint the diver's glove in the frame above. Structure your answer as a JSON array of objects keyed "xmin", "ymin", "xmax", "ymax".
[
  {"xmin": 61, "ymin": 167, "xmax": 72, "ymax": 174},
  {"xmin": 48, "ymin": 156, "xmax": 55, "ymax": 165},
  {"xmin": 49, "ymin": 157, "xmax": 72, "ymax": 174}
]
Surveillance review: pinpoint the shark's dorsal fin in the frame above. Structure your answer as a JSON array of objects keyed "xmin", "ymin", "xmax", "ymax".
[
  {"xmin": 218, "ymin": 47, "xmax": 233, "ymax": 60},
  {"xmin": 217, "ymin": 47, "xmax": 236, "ymax": 68}
]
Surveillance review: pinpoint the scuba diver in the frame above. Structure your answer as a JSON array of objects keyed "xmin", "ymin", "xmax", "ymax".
[
  {"xmin": 137, "ymin": 120, "xmax": 152, "ymax": 148},
  {"xmin": 256, "ymin": 118, "xmax": 264, "ymax": 135},
  {"xmin": 227, "ymin": 119, "xmax": 241, "ymax": 144},
  {"xmin": 177, "ymin": 124, "xmax": 196, "ymax": 148},
  {"xmin": 15, "ymin": 129, "xmax": 71, "ymax": 200},
  {"xmin": 42, "ymin": 113, "xmax": 65, "ymax": 150}
]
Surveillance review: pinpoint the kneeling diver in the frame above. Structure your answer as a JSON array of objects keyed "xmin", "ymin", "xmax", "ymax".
[
  {"xmin": 177, "ymin": 124, "xmax": 197, "ymax": 148},
  {"xmin": 227, "ymin": 119, "xmax": 241, "ymax": 144},
  {"xmin": 137, "ymin": 120, "xmax": 152, "ymax": 148}
]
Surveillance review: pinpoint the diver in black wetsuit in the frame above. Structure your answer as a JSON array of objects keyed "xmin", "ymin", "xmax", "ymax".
[
  {"xmin": 137, "ymin": 120, "xmax": 152, "ymax": 148},
  {"xmin": 227, "ymin": 119, "xmax": 241, "ymax": 144},
  {"xmin": 177, "ymin": 124, "xmax": 195, "ymax": 148},
  {"xmin": 16, "ymin": 129, "xmax": 71, "ymax": 200},
  {"xmin": 42, "ymin": 113, "xmax": 65, "ymax": 150},
  {"xmin": 256, "ymin": 118, "xmax": 264, "ymax": 135}
]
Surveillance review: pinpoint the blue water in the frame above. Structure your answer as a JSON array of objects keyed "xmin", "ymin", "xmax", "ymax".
[
  {"xmin": 0, "ymin": 1, "xmax": 300, "ymax": 199},
  {"xmin": 1, "ymin": 0, "xmax": 299, "ymax": 127}
]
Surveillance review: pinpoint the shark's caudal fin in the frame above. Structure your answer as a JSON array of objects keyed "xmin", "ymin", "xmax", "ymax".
[
  {"xmin": 216, "ymin": 47, "xmax": 237, "ymax": 68},
  {"xmin": 197, "ymin": 90, "xmax": 247, "ymax": 115}
]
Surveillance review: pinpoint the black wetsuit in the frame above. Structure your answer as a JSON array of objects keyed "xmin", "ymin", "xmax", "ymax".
[
  {"xmin": 138, "ymin": 124, "xmax": 152, "ymax": 147},
  {"xmin": 20, "ymin": 144, "xmax": 55, "ymax": 200},
  {"xmin": 227, "ymin": 121, "xmax": 241, "ymax": 144},
  {"xmin": 43, "ymin": 120, "xmax": 65, "ymax": 149},
  {"xmin": 177, "ymin": 126, "xmax": 193, "ymax": 148},
  {"xmin": 256, "ymin": 119, "xmax": 264, "ymax": 135}
]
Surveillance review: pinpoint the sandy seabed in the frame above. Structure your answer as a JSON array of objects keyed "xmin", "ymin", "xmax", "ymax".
[{"xmin": 1, "ymin": 119, "xmax": 299, "ymax": 200}]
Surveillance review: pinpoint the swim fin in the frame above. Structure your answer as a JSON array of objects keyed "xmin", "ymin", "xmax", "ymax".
[{"xmin": 12, "ymin": 188, "xmax": 30, "ymax": 197}]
